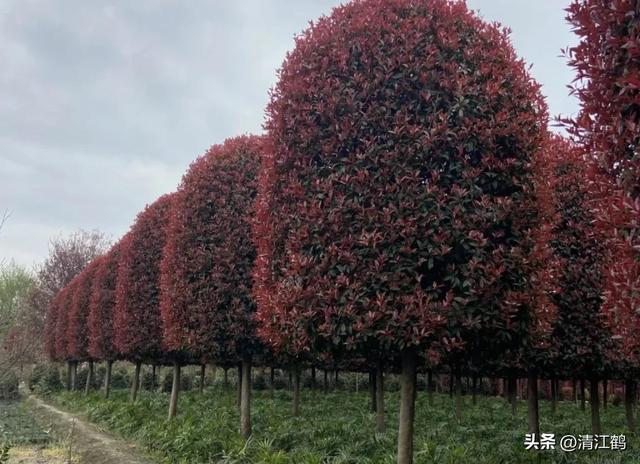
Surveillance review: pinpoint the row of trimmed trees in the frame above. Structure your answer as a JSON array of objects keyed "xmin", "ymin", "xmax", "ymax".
[{"xmin": 41, "ymin": 0, "xmax": 639, "ymax": 462}]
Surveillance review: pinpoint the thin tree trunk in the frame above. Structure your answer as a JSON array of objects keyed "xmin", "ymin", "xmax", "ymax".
[
  {"xmin": 66, "ymin": 361, "xmax": 72, "ymax": 391},
  {"xmin": 84, "ymin": 361, "xmax": 94, "ymax": 395},
  {"xmin": 130, "ymin": 361, "xmax": 141, "ymax": 402},
  {"xmin": 292, "ymin": 365, "xmax": 301, "ymax": 416},
  {"xmin": 590, "ymin": 378, "xmax": 601, "ymax": 434},
  {"xmin": 151, "ymin": 364, "xmax": 156, "ymax": 390},
  {"xmin": 323, "ymin": 369, "xmax": 328, "ymax": 393},
  {"xmin": 551, "ymin": 377, "xmax": 558, "ymax": 415},
  {"xmin": 449, "ymin": 372, "xmax": 454, "ymax": 398},
  {"xmin": 240, "ymin": 355, "xmax": 252, "ymax": 438},
  {"xmin": 508, "ymin": 377, "xmax": 517, "ymax": 416},
  {"xmin": 580, "ymin": 379, "xmax": 586, "ymax": 411},
  {"xmin": 71, "ymin": 361, "xmax": 77, "ymax": 390},
  {"xmin": 472, "ymin": 375, "xmax": 478, "ymax": 406},
  {"xmin": 104, "ymin": 360, "xmax": 113, "ymax": 398},
  {"xmin": 310, "ymin": 366, "xmax": 316, "ymax": 390},
  {"xmin": 369, "ymin": 370, "xmax": 377, "ymax": 412},
  {"xmin": 625, "ymin": 379, "xmax": 636, "ymax": 433},
  {"xmin": 269, "ymin": 366, "xmax": 275, "ymax": 396},
  {"xmin": 200, "ymin": 365, "xmax": 206, "ymax": 393},
  {"xmin": 236, "ymin": 364, "xmax": 242, "ymax": 408},
  {"xmin": 334, "ymin": 369, "xmax": 339, "ymax": 390},
  {"xmin": 527, "ymin": 369, "xmax": 540, "ymax": 438},
  {"xmin": 397, "ymin": 349, "xmax": 417, "ymax": 464},
  {"xmin": 355, "ymin": 372, "xmax": 359, "ymax": 393},
  {"xmin": 223, "ymin": 368, "xmax": 229, "ymax": 391},
  {"xmin": 603, "ymin": 379, "xmax": 608, "ymax": 410},
  {"xmin": 288, "ymin": 370, "xmax": 292, "ymax": 390},
  {"xmin": 427, "ymin": 369, "xmax": 434, "ymax": 406},
  {"xmin": 375, "ymin": 362, "xmax": 385, "ymax": 433},
  {"xmin": 572, "ymin": 378, "xmax": 577, "ymax": 402},
  {"xmin": 168, "ymin": 362, "xmax": 180, "ymax": 420},
  {"xmin": 455, "ymin": 373, "xmax": 462, "ymax": 422}
]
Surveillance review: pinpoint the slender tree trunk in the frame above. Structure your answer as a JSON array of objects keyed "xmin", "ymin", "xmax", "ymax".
[
  {"xmin": 288, "ymin": 370, "xmax": 292, "ymax": 390},
  {"xmin": 168, "ymin": 362, "xmax": 180, "ymax": 420},
  {"xmin": 71, "ymin": 361, "xmax": 78, "ymax": 390},
  {"xmin": 355, "ymin": 372, "xmax": 359, "ymax": 393},
  {"xmin": 580, "ymin": 379, "xmax": 586, "ymax": 411},
  {"xmin": 508, "ymin": 377, "xmax": 517, "ymax": 416},
  {"xmin": 223, "ymin": 368, "xmax": 229, "ymax": 391},
  {"xmin": 240, "ymin": 355, "xmax": 252, "ymax": 438},
  {"xmin": 527, "ymin": 369, "xmax": 540, "ymax": 438},
  {"xmin": 449, "ymin": 372, "xmax": 454, "ymax": 398},
  {"xmin": 310, "ymin": 366, "xmax": 316, "ymax": 390},
  {"xmin": 84, "ymin": 361, "xmax": 94, "ymax": 395},
  {"xmin": 455, "ymin": 373, "xmax": 463, "ymax": 422},
  {"xmin": 590, "ymin": 378, "xmax": 601, "ymax": 434},
  {"xmin": 572, "ymin": 379, "xmax": 577, "ymax": 402},
  {"xmin": 334, "ymin": 369, "xmax": 339, "ymax": 390},
  {"xmin": 427, "ymin": 369, "xmax": 434, "ymax": 406},
  {"xmin": 269, "ymin": 366, "xmax": 275, "ymax": 396},
  {"xmin": 375, "ymin": 362, "xmax": 385, "ymax": 433},
  {"xmin": 66, "ymin": 361, "xmax": 72, "ymax": 391},
  {"xmin": 551, "ymin": 377, "xmax": 558, "ymax": 415},
  {"xmin": 625, "ymin": 379, "xmax": 636, "ymax": 433},
  {"xmin": 151, "ymin": 364, "xmax": 156, "ymax": 390},
  {"xmin": 603, "ymin": 379, "xmax": 608, "ymax": 410},
  {"xmin": 200, "ymin": 365, "xmax": 206, "ymax": 393},
  {"xmin": 397, "ymin": 349, "xmax": 417, "ymax": 464},
  {"xmin": 236, "ymin": 364, "xmax": 242, "ymax": 408},
  {"xmin": 292, "ymin": 365, "xmax": 301, "ymax": 416},
  {"xmin": 130, "ymin": 361, "xmax": 141, "ymax": 402},
  {"xmin": 104, "ymin": 360, "xmax": 113, "ymax": 398},
  {"xmin": 472, "ymin": 375, "xmax": 478, "ymax": 406},
  {"xmin": 369, "ymin": 370, "xmax": 377, "ymax": 412},
  {"xmin": 323, "ymin": 369, "xmax": 328, "ymax": 393}
]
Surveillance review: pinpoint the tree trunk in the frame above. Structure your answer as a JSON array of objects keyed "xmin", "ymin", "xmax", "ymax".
[
  {"xmin": 551, "ymin": 377, "xmax": 558, "ymax": 415},
  {"xmin": 508, "ymin": 377, "xmax": 517, "ymax": 416},
  {"xmin": 104, "ymin": 360, "xmax": 113, "ymax": 398},
  {"xmin": 236, "ymin": 364, "xmax": 242, "ymax": 408},
  {"xmin": 454, "ymin": 373, "xmax": 462, "ymax": 422},
  {"xmin": 375, "ymin": 362, "xmax": 385, "ymax": 433},
  {"xmin": 449, "ymin": 372, "xmax": 454, "ymax": 398},
  {"xmin": 71, "ymin": 361, "xmax": 78, "ymax": 390},
  {"xmin": 369, "ymin": 370, "xmax": 377, "ymax": 412},
  {"xmin": 427, "ymin": 369, "xmax": 434, "ymax": 406},
  {"xmin": 269, "ymin": 366, "xmax": 275, "ymax": 396},
  {"xmin": 84, "ymin": 361, "xmax": 94, "ymax": 395},
  {"xmin": 580, "ymin": 379, "xmax": 586, "ymax": 411},
  {"xmin": 168, "ymin": 362, "xmax": 180, "ymax": 420},
  {"xmin": 572, "ymin": 378, "xmax": 577, "ymax": 402},
  {"xmin": 603, "ymin": 379, "xmax": 608, "ymax": 410},
  {"xmin": 472, "ymin": 375, "xmax": 478, "ymax": 406},
  {"xmin": 355, "ymin": 372, "xmax": 359, "ymax": 393},
  {"xmin": 334, "ymin": 369, "xmax": 339, "ymax": 390},
  {"xmin": 130, "ymin": 361, "xmax": 141, "ymax": 402},
  {"xmin": 223, "ymin": 368, "xmax": 229, "ymax": 390},
  {"xmin": 200, "ymin": 365, "xmax": 206, "ymax": 393},
  {"xmin": 288, "ymin": 370, "xmax": 292, "ymax": 390},
  {"xmin": 66, "ymin": 361, "xmax": 72, "ymax": 391},
  {"xmin": 292, "ymin": 365, "xmax": 301, "ymax": 416},
  {"xmin": 310, "ymin": 366, "xmax": 316, "ymax": 390},
  {"xmin": 151, "ymin": 364, "xmax": 156, "ymax": 390},
  {"xmin": 240, "ymin": 355, "xmax": 252, "ymax": 438},
  {"xmin": 625, "ymin": 379, "xmax": 636, "ymax": 433},
  {"xmin": 527, "ymin": 369, "xmax": 540, "ymax": 438},
  {"xmin": 590, "ymin": 378, "xmax": 601, "ymax": 435},
  {"xmin": 397, "ymin": 349, "xmax": 417, "ymax": 464},
  {"xmin": 323, "ymin": 369, "xmax": 328, "ymax": 393}
]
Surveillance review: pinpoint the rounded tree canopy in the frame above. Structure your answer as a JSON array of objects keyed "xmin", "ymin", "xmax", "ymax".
[
  {"xmin": 88, "ymin": 245, "xmax": 120, "ymax": 361},
  {"xmin": 67, "ymin": 258, "xmax": 101, "ymax": 362},
  {"xmin": 115, "ymin": 194, "xmax": 174, "ymax": 364},
  {"xmin": 255, "ymin": 0, "xmax": 547, "ymax": 359},
  {"xmin": 161, "ymin": 135, "xmax": 264, "ymax": 364}
]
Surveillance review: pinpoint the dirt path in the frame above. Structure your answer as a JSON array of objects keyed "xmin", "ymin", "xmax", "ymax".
[{"xmin": 24, "ymin": 395, "xmax": 155, "ymax": 464}]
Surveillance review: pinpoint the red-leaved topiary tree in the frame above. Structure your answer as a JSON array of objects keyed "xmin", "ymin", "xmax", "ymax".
[
  {"xmin": 67, "ymin": 258, "xmax": 101, "ymax": 395},
  {"xmin": 161, "ymin": 135, "xmax": 263, "ymax": 432},
  {"xmin": 115, "ymin": 194, "xmax": 175, "ymax": 403},
  {"xmin": 88, "ymin": 245, "xmax": 121, "ymax": 398},
  {"xmin": 254, "ymin": 0, "xmax": 547, "ymax": 460},
  {"xmin": 54, "ymin": 280, "xmax": 78, "ymax": 389},
  {"xmin": 44, "ymin": 289, "xmax": 63, "ymax": 363}
]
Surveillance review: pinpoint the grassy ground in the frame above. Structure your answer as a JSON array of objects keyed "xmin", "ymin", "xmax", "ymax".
[{"xmin": 47, "ymin": 385, "xmax": 640, "ymax": 464}]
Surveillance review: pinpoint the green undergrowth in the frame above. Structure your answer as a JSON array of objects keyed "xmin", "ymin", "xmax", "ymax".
[{"xmin": 49, "ymin": 388, "xmax": 639, "ymax": 463}]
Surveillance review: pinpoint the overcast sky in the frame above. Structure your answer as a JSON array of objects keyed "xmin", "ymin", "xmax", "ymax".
[{"xmin": 0, "ymin": 0, "xmax": 578, "ymax": 269}]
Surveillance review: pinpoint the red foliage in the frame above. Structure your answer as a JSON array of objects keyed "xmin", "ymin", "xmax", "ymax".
[
  {"xmin": 254, "ymin": 0, "xmax": 547, "ymax": 360},
  {"xmin": 161, "ymin": 136, "xmax": 263, "ymax": 364},
  {"xmin": 566, "ymin": 0, "xmax": 640, "ymax": 197},
  {"xmin": 114, "ymin": 195, "xmax": 173, "ymax": 363},
  {"xmin": 54, "ymin": 281, "xmax": 76, "ymax": 361},
  {"xmin": 67, "ymin": 259, "xmax": 101, "ymax": 361},
  {"xmin": 88, "ymin": 245, "xmax": 120, "ymax": 361}
]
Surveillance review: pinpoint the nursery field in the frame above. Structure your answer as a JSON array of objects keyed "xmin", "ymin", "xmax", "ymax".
[{"xmin": 48, "ymin": 384, "xmax": 638, "ymax": 464}]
